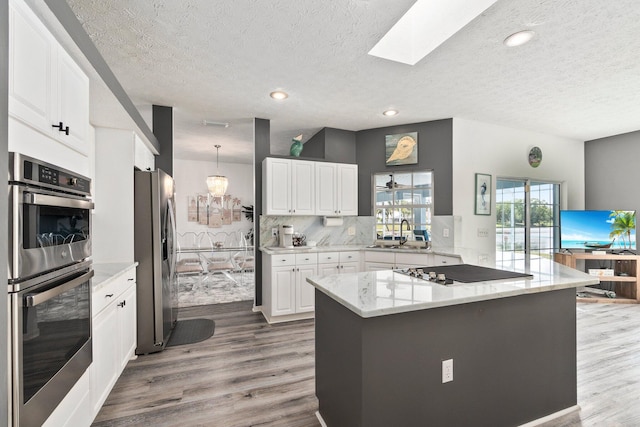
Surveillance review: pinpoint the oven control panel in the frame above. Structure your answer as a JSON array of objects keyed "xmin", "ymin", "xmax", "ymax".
[
  {"xmin": 34, "ymin": 164, "xmax": 90, "ymax": 193},
  {"xmin": 8, "ymin": 152, "xmax": 91, "ymax": 196}
]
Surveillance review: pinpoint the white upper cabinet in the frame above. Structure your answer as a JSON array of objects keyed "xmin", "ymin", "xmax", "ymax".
[
  {"xmin": 9, "ymin": 0, "xmax": 90, "ymax": 155},
  {"xmin": 316, "ymin": 162, "xmax": 358, "ymax": 216},
  {"xmin": 337, "ymin": 163, "xmax": 358, "ymax": 216},
  {"xmin": 56, "ymin": 48, "xmax": 90, "ymax": 152},
  {"xmin": 263, "ymin": 157, "xmax": 357, "ymax": 216},
  {"xmin": 8, "ymin": 0, "xmax": 53, "ymax": 132},
  {"xmin": 315, "ymin": 162, "xmax": 337, "ymax": 216},
  {"xmin": 263, "ymin": 158, "xmax": 292, "ymax": 215},
  {"xmin": 263, "ymin": 157, "xmax": 315, "ymax": 215},
  {"xmin": 291, "ymin": 160, "xmax": 316, "ymax": 215}
]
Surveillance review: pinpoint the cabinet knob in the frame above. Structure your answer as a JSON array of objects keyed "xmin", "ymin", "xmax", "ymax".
[{"xmin": 117, "ymin": 301, "xmax": 126, "ymax": 307}]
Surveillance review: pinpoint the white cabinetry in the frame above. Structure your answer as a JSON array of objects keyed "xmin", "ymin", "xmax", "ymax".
[
  {"xmin": 91, "ymin": 266, "xmax": 137, "ymax": 419},
  {"xmin": 262, "ymin": 158, "xmax": 358, "ymax": 216},
  {"xmin": 134, "ymin": 133, "xmax": 156, "ymax": 171},
  {"xmin": 317, "ymin": 251, "xmax": 360, "ymax": 275},
  {"xmin": 363, "ymin": 251, "xmax": 460, "ymax": 271},
  {"xmin": 93, "ymin": 128, "xmax": 141, "ymax": 263},
  {"xmin": 262, "ymin": 253, "xmax": 318, "ymax": 323},
  {"xmin": 263, "ymin": 158, "xmax": 315, "ymax": 215},
  {"xmin": 316, "ymin": 162, "xmax": 358, "ymax": 216},
  {"xmin": 9, "ymin": 0, "xmax": 89, "ymax": 155}
]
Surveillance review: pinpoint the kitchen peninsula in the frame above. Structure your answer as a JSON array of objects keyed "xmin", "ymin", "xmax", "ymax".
[{"xmin": 307, "ymin": 256, "xmax": 598, "ymax": 427}]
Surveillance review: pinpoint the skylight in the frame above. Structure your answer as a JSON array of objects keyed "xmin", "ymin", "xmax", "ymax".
[{"xmin": 368, "ymin": 0, "xmax": 499, "ymax": 66}]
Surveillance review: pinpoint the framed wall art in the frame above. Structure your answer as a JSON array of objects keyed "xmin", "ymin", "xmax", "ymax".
[
  {"xmin": 385, "ymin": 132, "xmax": 418, "ymax": 166},
  {"xmin": 475, "ymin": 173, "xmax": 492, "ymax": 215}
]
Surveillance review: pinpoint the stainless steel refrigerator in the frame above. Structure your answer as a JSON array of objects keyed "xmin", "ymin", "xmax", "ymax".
[{"xmin": 134, "ymin": 169, "xmax": 178, "ymax": 354}]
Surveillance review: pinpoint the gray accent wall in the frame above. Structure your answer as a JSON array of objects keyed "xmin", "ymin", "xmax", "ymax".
[
  {"xmin": 1, "ymin": 0, "xmax": 9, "ymax": 420},
  {"xmin": 254, "ymin": 118, "xmax": 271, "ymax": 306},
  {"xmin": 153, "ymin": 105, "xmax": 173, "ymax": 175},
  {"xmin": 585, "ymin": 131, "xmax": 640, "ymax": 212},
  {"xmin": 298, "ymin": 127, "xmax": 357, "ymax": 163},
  {"xmin": 356, "ymin": 119, "xmax": 453, "ymax": 216}
]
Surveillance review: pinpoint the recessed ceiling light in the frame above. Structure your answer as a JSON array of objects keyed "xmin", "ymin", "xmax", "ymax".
[
  {"xmin": 383, "ymin": 109, "xmax": 399, "ymax": 117},
  {"xmin": 270, "ymin": 91, "xmax": 288, "ymax": 100},
  {"xmin": 503, "ymin": 30, "xmax": 535, "ymax": 47}
]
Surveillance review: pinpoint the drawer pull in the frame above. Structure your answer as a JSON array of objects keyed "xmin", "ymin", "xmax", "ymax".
[
  {"xmin": 127, "ymin": 278, "xmax": 134, "ymax": 281},
  {"xmin": 117, "ymin": 301, "xmax": 126, "ymax": 308},
  {"xmin": 106, "ymin": 294, "xmax": 114, "ymax": 298}
]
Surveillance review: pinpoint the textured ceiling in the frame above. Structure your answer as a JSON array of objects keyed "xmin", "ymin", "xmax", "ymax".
[{"xmin": 60, "ymin": 0, "xmax": 640, "ymax": 164}]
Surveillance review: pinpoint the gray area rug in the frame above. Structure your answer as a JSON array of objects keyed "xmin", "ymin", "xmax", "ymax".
[
  {"xmin": 178, "ymin": 271, "xmax": 254, "ymax": 307},
  {"xmin": 166, "ymin": 318, "xmax": 215, "ymax": 347}
]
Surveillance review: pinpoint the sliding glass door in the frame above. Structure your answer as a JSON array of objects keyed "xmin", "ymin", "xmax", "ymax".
[{"xmin": 496, "ymin": 179, "xmax": 560, "ymax": 270}]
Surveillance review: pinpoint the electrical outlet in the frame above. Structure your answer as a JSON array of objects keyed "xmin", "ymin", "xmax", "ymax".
[
  {"xmin": 477, "ymin": 228, "xmax": 489, "ymax": 238},
  {"xmin": 442, "ymin": 359, "xmax": 453, "ymax": 383},
  {"xmin": 348, "ymin": 227, "xmax": 356, "ymax": 236},
  {"xmin": 443, "ymin": 228, "xmax": 450, "ymax": 238},
  {"xmin": 272, "ymin": 228, "xmax": 278, "ymax": 237}
]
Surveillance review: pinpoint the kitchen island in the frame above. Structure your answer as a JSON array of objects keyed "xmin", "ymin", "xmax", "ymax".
[{"xmin": 307, "ymin": 258, "xmax": 598, "ymax": 427}]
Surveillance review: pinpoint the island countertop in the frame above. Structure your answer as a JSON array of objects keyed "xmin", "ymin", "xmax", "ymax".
[{"xmin": 306, "ymin": 256, "xmax": 598, "ymax": 318}]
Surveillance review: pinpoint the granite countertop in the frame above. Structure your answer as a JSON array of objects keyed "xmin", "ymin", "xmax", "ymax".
[
  {"xmin": 306, "ymin": 256, "xmax": 598, "ymax": 318},
  {"xmin": 92, "ymin": 262, "xmax": 138, "ymax": 289}
]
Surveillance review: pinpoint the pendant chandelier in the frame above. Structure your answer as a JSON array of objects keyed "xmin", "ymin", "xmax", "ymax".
[{"xmin": 206, "ymin": 144, "xmax": 229, "ymax": 196}]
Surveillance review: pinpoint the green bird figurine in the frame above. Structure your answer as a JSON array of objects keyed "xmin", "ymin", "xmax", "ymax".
[{"xmin": 290, "ymin": 134, "xmax": 304, "ymax": 157}]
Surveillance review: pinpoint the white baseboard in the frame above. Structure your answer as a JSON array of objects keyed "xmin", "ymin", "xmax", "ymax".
[
  {"xmin": 315, "ymin": 405, "xmax": 579, "ymax": 427},
  {"xmin": 315, "ymin": 411, "xmax": 328, "ymax": 427},
  {"xmin": 518, "ymin": 405, "xmax": 580, "ymax": 427}
]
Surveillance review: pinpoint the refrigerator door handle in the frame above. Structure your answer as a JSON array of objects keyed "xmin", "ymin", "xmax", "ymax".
[{"xmin": 167, "ymin": 198, "xmax": 178, "ymax": 281}]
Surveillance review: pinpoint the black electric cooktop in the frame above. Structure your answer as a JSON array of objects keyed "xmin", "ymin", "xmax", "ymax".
[{"xmin": 397, "ymin": 264, "xmax": 533, "ymax": 284}]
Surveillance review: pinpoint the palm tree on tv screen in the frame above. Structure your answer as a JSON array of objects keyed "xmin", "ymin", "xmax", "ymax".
[{"xmin": 609, "ymin": 211, "xmax": 636, "ymax": 249}]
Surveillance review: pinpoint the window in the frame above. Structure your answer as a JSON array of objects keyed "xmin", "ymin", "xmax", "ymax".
[{"xmin": 373, "ymin": 171, "xmax": 433, "ymax": 240}]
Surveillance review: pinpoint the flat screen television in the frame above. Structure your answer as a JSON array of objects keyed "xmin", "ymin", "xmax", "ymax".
[{"xmin": 559, "ymin": 210, "xmax": 636, "ymax": 251}]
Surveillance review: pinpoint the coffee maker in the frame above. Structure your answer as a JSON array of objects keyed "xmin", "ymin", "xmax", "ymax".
[{"xmin": 279, "ymin": 224, "xmax": 294, "ymax": 248}]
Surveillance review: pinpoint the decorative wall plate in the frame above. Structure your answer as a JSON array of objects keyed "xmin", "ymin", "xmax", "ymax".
[{"xmin": 528, "ymin": 146, "xmax": 542, "ymax": 168}]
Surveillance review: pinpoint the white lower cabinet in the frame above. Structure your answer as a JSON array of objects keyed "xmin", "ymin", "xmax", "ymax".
[
  {"xmin": 262, "ymin": 253, "xmax": 318, "ymax": 323},
  {"xmin": 91, "ymin": 266, "xmax": 137, "ymax": 419},
  {"xmin": 318, "ymin": 251, "xmax": 360, "ymax": 275},
  {"xmin": 364, "ymin": 251, "xmax": 461, "ymax": 271}
]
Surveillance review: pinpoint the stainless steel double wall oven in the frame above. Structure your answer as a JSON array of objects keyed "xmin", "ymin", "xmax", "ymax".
[{"xmin": 8, "ymin": 152, "xmax": 94, "ymax": 427}]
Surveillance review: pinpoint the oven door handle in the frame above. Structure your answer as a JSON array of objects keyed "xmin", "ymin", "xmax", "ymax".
[
  {"xmin": 24, "ymin": 192, "xmax": 95, "ymax": 210},
  {"xmin": 25, "ymin": 270, "xmax": 94, "ymax": 307}
]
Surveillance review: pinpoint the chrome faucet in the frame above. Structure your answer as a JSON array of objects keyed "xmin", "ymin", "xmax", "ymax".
[{"xmin": 400, "ymin": 219, "xmax": 411, "ymax": 245}]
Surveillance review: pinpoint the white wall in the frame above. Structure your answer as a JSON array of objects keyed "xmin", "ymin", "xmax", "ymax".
[
  {"xmin": 452, "ymin": 118, "xmax": 585, "ymax": 259},
  {"xmin": 173, "ymin": 158, "xmax": 254, "ymax": 237}
]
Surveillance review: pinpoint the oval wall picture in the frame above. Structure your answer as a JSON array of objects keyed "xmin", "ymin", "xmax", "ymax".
[{"xmin": 528, "ymin": 146, "xmax": 542, "ymax": 168}]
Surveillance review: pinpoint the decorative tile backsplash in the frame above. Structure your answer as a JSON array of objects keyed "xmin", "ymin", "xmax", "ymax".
[{"xmin": 259, "ymin": 216, "xmax": 376, "ymax": 247}]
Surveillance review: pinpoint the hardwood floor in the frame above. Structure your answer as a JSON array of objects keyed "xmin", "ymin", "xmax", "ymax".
[
  {"xmin": 93, "ymin": 302, "xmax": 640, "ymax": 427},
  {"xmin": 92, "ymin": 301, "xmax": 319, "ymax": 427}
]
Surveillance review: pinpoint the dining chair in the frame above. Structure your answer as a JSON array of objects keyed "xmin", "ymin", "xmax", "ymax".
[
  {"xmin": 202, "ymin": 231, "xmax": 237, "ymax": 284},
  {"xmin": 175, "ymin": 232, "xmax": 204, "ymax": 290},
  {"xmin": 234, "ymin": 231, "xmax": 255, "ymax": 285}
]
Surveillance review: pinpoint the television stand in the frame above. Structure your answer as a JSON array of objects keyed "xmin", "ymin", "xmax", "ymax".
[{"xmin": 554, "ymin": 252, "xmax": 640, "ymax": 304}]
